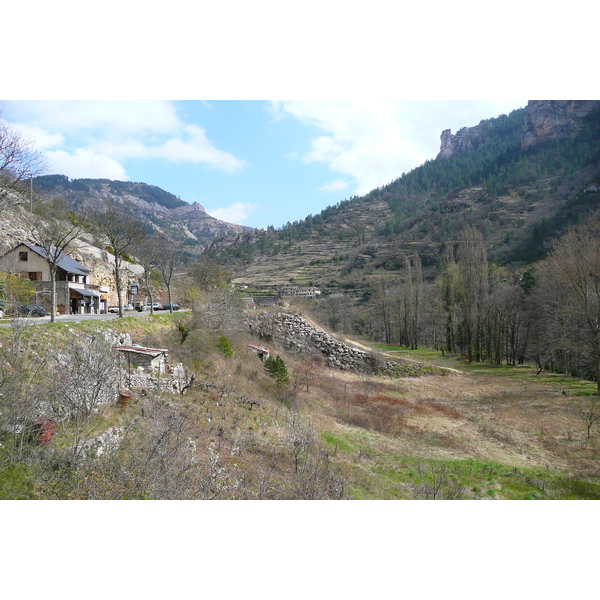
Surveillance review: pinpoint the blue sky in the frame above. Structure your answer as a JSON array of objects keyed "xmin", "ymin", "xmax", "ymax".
[
  {"xmin": 1, "ymin": 3, "xmax": 593, "ymax": 231},
  {"xmin": 1, "ymin": 100, "xmax": 528, "ymax": 229}
]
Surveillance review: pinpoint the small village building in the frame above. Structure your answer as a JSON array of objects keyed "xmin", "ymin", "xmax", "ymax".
[
  {"xmin": 278, "ymin": 285, "xmax": 322, "ymax": 300},
  {"xmin": 248, "ymin": 344, "xmax": 271, "ymax": 361},
  {"xmin": 117, "ymin": 345, "xmax": 169, "ymax": 373},
  {"xmin": 0, "ymin": 243, "xmax": 108, "ymax": 314}
]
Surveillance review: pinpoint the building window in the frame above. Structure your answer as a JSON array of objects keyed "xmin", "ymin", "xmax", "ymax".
[
  {"xmin": 28, "ymin": 272, "xmax": 42, "ymax": 281},
  {"xmin": 19, "ymin": 251, "xmax": 28, "ymax": 262}
]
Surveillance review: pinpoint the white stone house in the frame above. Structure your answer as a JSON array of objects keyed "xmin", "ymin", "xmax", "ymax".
[
  {"xmin": 0, "ymin": 242, "xmax": 109, "ymax": 314},
  {"xmin": 278, "ymin": 285, "xmax": 322, "ymax": 300}
]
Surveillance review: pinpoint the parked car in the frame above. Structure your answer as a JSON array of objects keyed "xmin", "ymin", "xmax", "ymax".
[
  {"xmin": 18, "ymin": 304, "xmax": 48, "ymax": 317},
  {"xmin": 162, "ymin": 303, "xmax": 180, "ymax": 310},
  {"xmin": 143, "ymin": 302, "xmax": 164, "ymax": 311},
  {"xmin": 109, "ymin": 304, "xmax": 134, "ymax": 313}
]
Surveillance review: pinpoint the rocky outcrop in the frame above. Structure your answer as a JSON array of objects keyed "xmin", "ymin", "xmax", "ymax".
[
  {"xmin": 438, "ymin": 125, "xmax": 485, "ymax": 159},
  {"xmin": 438, "ymin": 100, "xmax": 600, "ymax": 159},
  {"xmin": 521, "ymin": 100, "xmax": 600, "ymax": 149}
]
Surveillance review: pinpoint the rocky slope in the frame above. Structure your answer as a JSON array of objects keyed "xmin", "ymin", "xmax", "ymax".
[{"xmin": 32, "ymin": 176, "xmax": 252, "ymax": 257}]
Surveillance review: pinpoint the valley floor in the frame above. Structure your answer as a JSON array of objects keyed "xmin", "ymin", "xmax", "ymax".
[{"xmin": 1, "ymin": 312, "xmax": 599, "ymax": 500}]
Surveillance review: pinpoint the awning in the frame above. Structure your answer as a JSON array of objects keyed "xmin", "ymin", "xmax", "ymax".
[{"xmin": 70, "ymin": 287, "xmax": 100, "ymax": 298}]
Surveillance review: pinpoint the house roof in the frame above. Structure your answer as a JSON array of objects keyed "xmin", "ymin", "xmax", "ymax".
[{"xmin": 21, "ymin": 243, "xmax": 91, "ymax": 276}]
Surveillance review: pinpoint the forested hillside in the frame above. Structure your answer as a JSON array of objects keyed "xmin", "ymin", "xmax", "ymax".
[
  {"xmin": 206, "ymin": 101, "xmax": 600, "ymax": 391},
  {"xmin": 208, "ymin": 103, "xmax": 600, "ymax": 274}
]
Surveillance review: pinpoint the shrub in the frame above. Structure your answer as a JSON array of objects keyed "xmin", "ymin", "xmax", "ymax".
[
  {"xmin": 217, "ymin": 334, "xmax": 233, "ymax": 359},
  {"xmin": 264, "ymin": 355, "xmax": 289, "ymax": 384}
]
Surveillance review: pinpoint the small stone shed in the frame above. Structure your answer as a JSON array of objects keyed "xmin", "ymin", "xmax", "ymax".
[
  {"xmin": 117, "ymin": 345, "xmax": 168, "ymax": 373},
  {"xmin": 248, "ymin": 344, "xmax": 271, "ymax": 361}
]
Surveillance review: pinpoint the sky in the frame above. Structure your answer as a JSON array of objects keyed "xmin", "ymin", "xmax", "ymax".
[{"xmin": 1, "ymin": 99, "xmax": 528, "ymax": 229}]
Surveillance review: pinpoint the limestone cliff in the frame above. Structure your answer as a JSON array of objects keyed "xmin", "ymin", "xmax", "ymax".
[
  {"xmin": 438, "ymin": 124, "xmax": 485, "ymax": 159},
  {"xmin": 438, "ymin": 100, "xmax": 600, "ymax": 159},
  {"xmin": 520, "ymin": 100, "xmax": 600, "ymax": 149}
]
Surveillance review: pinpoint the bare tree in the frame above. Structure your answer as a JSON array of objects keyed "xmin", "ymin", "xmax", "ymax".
[
  {"xmin": 293, "ymin": 446, "xmax": 345, "ymax": 499},
  {"xmin": 296, "ymin": 357, "xmax": 319, "ymax": 392},
  {"xmin": 572, "ymin": 397, "xmax": 600, "ymax": 439},
  {"xmin": 156, "ymin": 247, "xmax": 182, "ymax": 313},
  {"xmin": 89, "ymin": 207, "xmax": 146, "ymax": 318},
  {"xmin": 278, "ymin": 412, "xmax": 316, "ymax": 472},
  {"xmin": 51, "ymin": 335, "xmax": 120, "ymax": 422},
  {"xmin": 536, "ymin": 218, "xmax": 600, "ymax": 394},
  {"xmin": 31, "ymin": 200, "xmax": 83, "ymax": 322},
  {"xmin": 189, "ymin": 256, "xmax": 231, "ymax": 291},
  {"xmin": 457, "ymin": 227, "xmax": 489, "ymax": 362},
  {"xmin": 133, "ymin": 237, "xmax": 162, "ymax": 314},
  {"xmin": 0, "ymin": 114, "xmax": 47, "ymax": 210}
]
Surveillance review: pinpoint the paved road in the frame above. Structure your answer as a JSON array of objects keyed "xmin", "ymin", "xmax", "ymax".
[{"xmin": 0, "ymin": 309, "xmax": 188, "ymax": 328}]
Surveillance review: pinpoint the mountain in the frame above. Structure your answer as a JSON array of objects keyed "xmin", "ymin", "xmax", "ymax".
[
  {"xmin": 32, "ymin": 175, "xmax": 251, "ymax": 258},
  {"xmin": 205, "ymin": 100, "xmax": 600, "ymax": 292}
]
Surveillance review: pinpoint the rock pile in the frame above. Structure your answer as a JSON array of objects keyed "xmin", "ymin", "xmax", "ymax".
[{"xmin": 245, "ymin": 311, "xmax": 376, "ymax": 372}]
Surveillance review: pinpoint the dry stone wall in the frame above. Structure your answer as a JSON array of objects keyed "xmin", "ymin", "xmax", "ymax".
[{"xmin": 245, "ymin": 310, "xmax": 377, "ymax": 372}]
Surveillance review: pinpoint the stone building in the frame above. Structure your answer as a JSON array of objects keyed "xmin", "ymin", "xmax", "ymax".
[
  {"xmin": 0, "ymin": 242, "xmax": 109, "ymax": 314},
  {"xmin": 117, "ymin": 345, "xmax": 169, "ymax": 373}
]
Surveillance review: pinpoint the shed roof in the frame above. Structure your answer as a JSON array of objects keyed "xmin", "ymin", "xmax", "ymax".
[{"xmin": 117, "ymin": 345, "xmax": 169, "ymax": 358}]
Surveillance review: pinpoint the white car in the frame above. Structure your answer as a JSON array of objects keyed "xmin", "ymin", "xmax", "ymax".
[{"xmin": 143, "ymin": 302, "xmax": 164, "ymax": 311}]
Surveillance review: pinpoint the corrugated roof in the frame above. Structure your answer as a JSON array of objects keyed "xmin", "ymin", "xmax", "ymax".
[{"xmin": 23, "ymin": 243, "xmax": 91, "ymax": 276}]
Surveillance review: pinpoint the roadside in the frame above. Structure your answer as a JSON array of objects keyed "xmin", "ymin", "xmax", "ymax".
[{"xmin": 0, "ymin": 308, "xmax": 189, "ymax": 327}]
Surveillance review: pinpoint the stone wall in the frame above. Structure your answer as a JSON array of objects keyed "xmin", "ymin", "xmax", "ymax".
[
  {"xmin": 245, "ymin": 310, "xmax": 379, "ymax": 373},
  {"xmin": 244, "ymin": 310, "xmax": 460, "ymax": 377}
]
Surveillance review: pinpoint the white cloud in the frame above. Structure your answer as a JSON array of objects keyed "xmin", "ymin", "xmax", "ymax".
[
  {"xmin": 4, "ymin": 100, "xmax": 181, "ymax": 135},
  {"xmin": 160, "ymin": 125, "xmax": 247, "ymax": 171},
  {"xmin": 1, "ymin": 100, "xmax": 247, "ymax": 179},
  {"xmin": 0, "ymin": 119, "xmax": 65, "ymax": 150},
  {"xmin": 87, "ymin": 124, "xmax": 247, "ymax": 172},
  {"xmin": 45, "ymin": 149, "xmax": 128, "ymax": 180},
  {"xmin": 209, "ymin": 202, "xmax": 257, "ymax": 225},
  {"xmin": 275, "ymin": 100, "xmax": 527, "ymax": 195},
  {"xmin": 319, "ymin": 180, "xmax": 348, "ymax": 192}
]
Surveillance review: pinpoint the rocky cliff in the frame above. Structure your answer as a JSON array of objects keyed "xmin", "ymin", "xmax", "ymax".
[
  {"xmin": 438, "ymin": 100, "xmax": 600, "ymax": 159},
  {"xmin": 520, "ymin": 100, "xmax": 600, "ymax": 149},
  {"xmin": 438, "ymin": 124, "xmax": 485, "ymax": 159}
]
